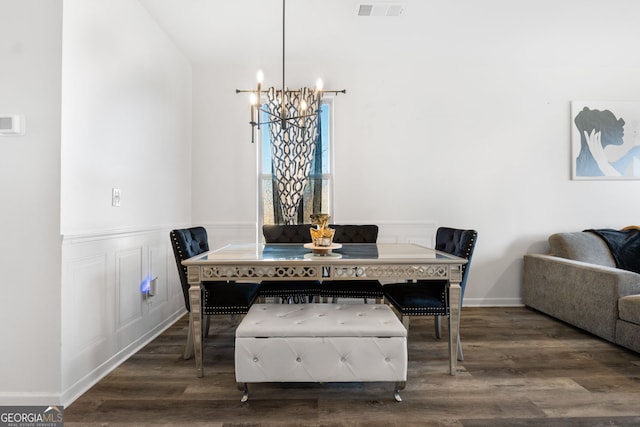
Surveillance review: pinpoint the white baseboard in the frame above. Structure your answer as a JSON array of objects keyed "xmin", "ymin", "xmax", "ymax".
[
  {"xmin": 0, "ymin": 309, "xmax": 185, "ymax": 407},
  {"xmin": 60, "ymin": 308, "xmax": 186, "ymax": 407},
  {"xmin": 0, "ymin": 392, "xmax": 62, "ymax": 406},
  {"xmin": 464, "ymin": 297, "xmax": 523, "ymax": 307}
]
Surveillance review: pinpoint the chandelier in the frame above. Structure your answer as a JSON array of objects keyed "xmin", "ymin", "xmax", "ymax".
[{"xmin": 236, "ymin": 0, "xmax": 345, "ymax": 143}]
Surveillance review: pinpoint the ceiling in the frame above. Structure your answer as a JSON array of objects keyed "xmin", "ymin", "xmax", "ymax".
[{"xmin": 138, "ymin": 0, "xmax": 418, "ymax": 65}]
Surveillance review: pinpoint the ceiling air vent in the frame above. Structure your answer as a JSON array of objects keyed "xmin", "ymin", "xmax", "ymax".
[
  {"xmin": 358, "ymin": 4, "xmax": 374, "ymax": 16},
  {"xmin": 357, "ymin": 3, "xmax": 405, "ymax": 17}
]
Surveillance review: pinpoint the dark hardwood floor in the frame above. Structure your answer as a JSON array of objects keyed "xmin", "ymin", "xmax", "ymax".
[{"xmin": 65, "ymin": 306, "xmax": 640, "ymax": 426}]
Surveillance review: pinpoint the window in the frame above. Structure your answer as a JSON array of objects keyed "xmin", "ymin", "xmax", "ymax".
[{"xmin": 259, "ymin": 102, "xmax": 332, "ymax": 226}]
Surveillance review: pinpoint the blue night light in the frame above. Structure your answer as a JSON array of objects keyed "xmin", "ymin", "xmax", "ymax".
[{"xmin": 140, "ymin": 274, "xmax": 153, "ymax": 294}]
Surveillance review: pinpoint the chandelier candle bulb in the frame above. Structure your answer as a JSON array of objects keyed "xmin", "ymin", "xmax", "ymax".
[
  {"xmin": 256, "ymin": 70, "xmax": 263, "ymax": 95},
  {"xmin": 300, "ymin": 98, "xmax": 307, "ymax": 128},
  {"xmin": 316, "ymin": 78, "xmax": 323, "ymax": 112},
  {"xmin": 281, "ymin": 90, "xmax": 287, "ymax": 127}
]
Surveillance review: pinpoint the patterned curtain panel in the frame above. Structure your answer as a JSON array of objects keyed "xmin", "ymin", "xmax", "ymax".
[{"xmin": 266, "ymin": 87, "xmax": 320, "ymax": 224}]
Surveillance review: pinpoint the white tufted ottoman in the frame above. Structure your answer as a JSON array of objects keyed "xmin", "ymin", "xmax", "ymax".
[{"xmin": 235, "ymin": 303, "xmax": 407, "ymax": 402}]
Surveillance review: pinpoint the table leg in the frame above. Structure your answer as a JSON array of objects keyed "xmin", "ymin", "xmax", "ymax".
[
  {"xmin": 189, "ymin": 282, "xmax": 204, "ymax": 377},
  {"xmin": 448, "ymin": 281, "xmax": 461, "ymax": 375}
]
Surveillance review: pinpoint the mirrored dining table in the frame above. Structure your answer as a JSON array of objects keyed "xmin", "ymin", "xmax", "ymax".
[{"xmin": 182, "ymin": 242, "xmax": 467, "ymax": 377}]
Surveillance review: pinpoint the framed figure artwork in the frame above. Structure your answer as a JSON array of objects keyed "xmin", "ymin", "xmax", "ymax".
[{"xmin": 571, "ymin": 101, "xmax": 640, "ymax": 180}]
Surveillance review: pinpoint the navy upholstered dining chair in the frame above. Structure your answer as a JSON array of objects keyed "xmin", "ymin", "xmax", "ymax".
[
  {"xmin": 259, "ymin": 224, "xmax": 384, "ymax": 302},
  {"xmin": 259, "ymin": 224, "xmax": 322, "ymax": 302},
  {"xmin": 383, "ymin": 227, "xmax": 477, "ymax": 361},
  {"xmin": 322, "ymin": 224, "xmax": 384, "ymax": 302},
  {"xmin": 170, "ymin": 227, "xmax": 261, "ymax": 359},
  {"xmin": 262, "ymin": 224, "xmax": 313, "ymax": 244}
]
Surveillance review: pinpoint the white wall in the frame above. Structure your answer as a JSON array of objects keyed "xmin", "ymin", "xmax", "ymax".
[
  {"xmin": 61, "ymin": 0, "xmax": 192, "ymax": 234},
  {"xmin": 59, "ymin": 0, "xmax": 192, "ymax": 405},
  {"xmin": 0, "ymin": 0, "xmax": 63, "ymax": 404},
  {"xmin": 192, "ymin": 0, "xmax": 640, "ymax": 306},
  {"xmin": 0, "ymin": 0, "xmax": 192, "ymax": 406}
]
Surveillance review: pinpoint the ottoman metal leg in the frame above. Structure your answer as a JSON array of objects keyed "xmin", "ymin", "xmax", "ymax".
[
  {"xmin": 237, "ymin": 382, "xmax": 249, "ymax": 402},
  {"xmin": 394, "ymin": 381, "xmax": 406, "ymax": 402}
]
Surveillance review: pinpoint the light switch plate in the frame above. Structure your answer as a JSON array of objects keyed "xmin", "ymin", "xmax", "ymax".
[{"xmin": 112, "ymin": 188, "xmax": 121, "ymax": 207}]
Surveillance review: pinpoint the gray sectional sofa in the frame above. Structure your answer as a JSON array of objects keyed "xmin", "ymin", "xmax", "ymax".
[{"xmin": 523, "ymin": 231, "xmax": 640, "ymax": 353}]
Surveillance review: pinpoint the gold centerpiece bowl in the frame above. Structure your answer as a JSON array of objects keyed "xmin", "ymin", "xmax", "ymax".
[{"xmin": 307, "ymin": 213, "xmax": 340, "ymax": 255}]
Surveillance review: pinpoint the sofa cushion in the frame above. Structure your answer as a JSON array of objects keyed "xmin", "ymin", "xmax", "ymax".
[
  {"xmin": 548, "ymin": 232, "xmax": 616, "ymax": 268},
  {"xmin": 619, "ymin": 295, "xmax": 640, "ymax": 325}
]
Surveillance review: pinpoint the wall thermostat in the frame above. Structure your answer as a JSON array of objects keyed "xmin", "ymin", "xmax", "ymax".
[{"xmin": 0, "ymin": 115, "xmax": 25, "ymax": 136}]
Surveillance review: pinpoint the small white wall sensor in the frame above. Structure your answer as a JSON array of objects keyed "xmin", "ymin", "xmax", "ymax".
[{"xmin": 0, "ymin": 115, "xmax": 25, "ymax": 136}]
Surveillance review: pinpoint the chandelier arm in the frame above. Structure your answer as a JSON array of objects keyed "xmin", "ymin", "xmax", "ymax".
[
  {"xmin": 261, "ymin": 109, "xmax": 316, "ymax": 120},
  {"xmin": 257, "ymin": 109, "xmax": 317, "ymax": 122},
  {"xmin": 260, "ymin": 107, "xmax": 310, "ymax": 122},
  {"xmin": 252, "ymin": 118, "xmax": 309, "ymax": 129},
  {"xmin": 259, "ymin": 108, "xmax": 281, "ymax": 121},
  {"xmin": 236, "ymin": 89, "xmax": 346, "ymax": 95}
]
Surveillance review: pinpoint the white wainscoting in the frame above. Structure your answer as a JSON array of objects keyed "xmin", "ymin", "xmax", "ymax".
[{"xmin": 61, "ymin": 227, "xmax": 185, "ymax": 406}]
